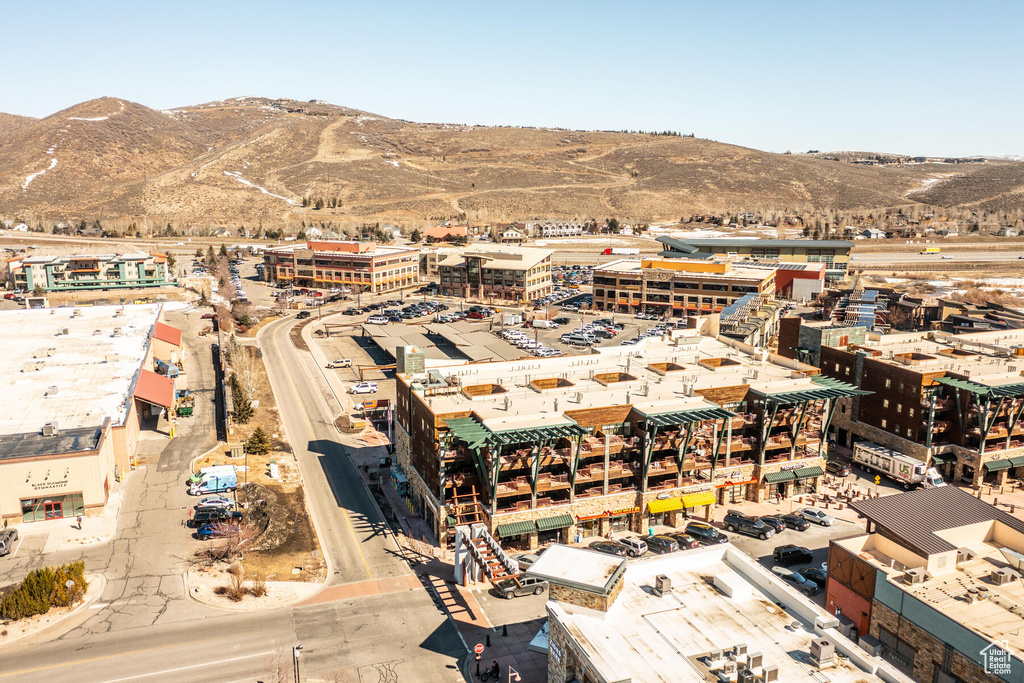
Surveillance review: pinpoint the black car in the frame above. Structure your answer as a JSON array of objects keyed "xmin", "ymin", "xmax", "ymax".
[
  {"xmin": 759, "ymin": 516, "xmax": 787, "ymax": 534},
  {"xmin": 646, "ymin": 535, "xmax": 679, "ymax": 554},
  {"xmin": 495, "ymin": 576, "xmax": 549, "ymax": 599},
  {"xmin": 723, "ymin": 510, "xmax": 775, "ymax": 540},
  {"xmin": 553, "ymin": 317, "xmax": 571, "ymax": 325},
  {"xmin": 387, "ymin": 314, "xmax": 402, "ymax": 323},
  {"xmin": 665, "ymin": 532, "xmax": 701, "ymax": 550},
  {"xmin": 780, "ymin": 514, "xmax": 810, "ymax": 531},
  {"xmin": 296, "ymin": 311, "xmax": 311, "ymax": 319},
  {"xmin": 589, "ymin": 541, "xmax": 629, "ymax": 557},
  {"xmin": 773, "ymin": 544, "xmax": 814, "ymax": 567},
  {"xmin": 342, "ymin": 308, "xmax": 362, "ymax": 316},
  {"xmin": 190, "ymin": 509, "xmax": 243, "ymax": 528},
  {"xmin": 799, "ymin": 566, "xmax": 828, "ymax": 584},
  {"xmin": 685, "ymin": 522, "xmax": 729, "ymax": 545}
]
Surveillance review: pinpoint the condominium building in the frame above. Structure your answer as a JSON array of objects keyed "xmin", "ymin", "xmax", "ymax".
[
  {"xmin": 394, "ymin": 334, "xmax": 860, "ymax": 548},
  {"xmin": 658, "ymin": 236, "xmax": 853, "ymax": 280},
  {"xmin": 7, "ymin": 253, "xmax": 170, "ymax": 291},
  {"xmin": 790, "ymin": 322, "xmax": 1024, "ymax": 489},
  {"xmin": 437, "ymin": 246, "xmax": 553, "ymax": 302},
  {"xmin": 592, "ymin": 258, "xmax": 776, "ymax": 317},
  {"xmin": 262, "ymin": 241, "xmax": 419, "ymax": 293},
  {"xmin": 828, "ymin": 486, "xmax": 1024, "ymax": 683}
]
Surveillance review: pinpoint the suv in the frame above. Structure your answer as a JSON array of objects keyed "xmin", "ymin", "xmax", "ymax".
[
  {"xmin": 296, "ymin": 311, "xmax": 311, "ymax": 320},
  {"xmin": 349, "ymin": 382, "xmax": 378, "ymax": 394},
  {"xmin": 495, "ymin": 576, "xmax": 549, "ymax": 599},
  {"xmin": 190, "ymin": 509, "xmax": 243, "ymax": 528},
  {"xmin": 772, "ymin": 566, "xmax": 819, "ymax": 596},
  {"xmin": 723, "ymin": 510, "xmax": 774, "ymax": 540},
  {"xmin": 617, "ymin": 536, "xmax": 648, "ymax": 557},
  {"xmin": 685, "ymin": 522, "xmax": 729, "ymax": 545},
  {"xmin": 646, "ymin": 535, "xmax": 679, "ymax": 554},
  {"xmin": 327, "ymin": 359, "xmax": 352, "ymax": 369},
  {"xmin": 773, "ymin": 544, "xmax": 814, "ymax": 566},
  {"xmin": 825, "ymin": 460, "xmax": 852, "ymax": 477},
  {"xmin": 0, "ymin": 529, "xmax": 19, "ymax": 557}
]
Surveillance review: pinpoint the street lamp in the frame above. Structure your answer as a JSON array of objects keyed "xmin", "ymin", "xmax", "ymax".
[{"xmin": 292, "ymin": 644, "xmax": 303, "ymax": 683}]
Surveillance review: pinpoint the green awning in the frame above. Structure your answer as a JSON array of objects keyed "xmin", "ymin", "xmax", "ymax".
[
  {"xmin": 446, "ymin": 515, "xmax": 458, "ymax": 527},
  {"xmin": 764, "ymin": 471, "xmax": 796, "ymax": 483},
  {"xmin": 934, "ymin": 376, "xmax": 1024, "ymax": 399},
  {"xmin": 536, "ymin": 514, "xmax": 574, "ymax": 532},
  {"xmin": 985, "ymin": 459, "xmax": 1012, "ymax": 472},
  {"xmin": 495, "ymin": 521, "xmax": 537, "ymax": 538},
  {"xmin": 444, "ymin": 417, "xmax": 495, "ymax": 449},
  {"xmin": 929, "ymin": 453, "xmax": 955, "ymax": 465},
  {"xmin": 492, "ymin": 423, "xmax": 589, "ymax": 445},
  {"xmin": 793, "ymin": 466, "xmax": 825, "ymax": 480},
  {"xmin": 640, "ymin": 406, "xmax": 736, "ymax": 427},
  {"xmin": 759, "ymin": 375, "xmax": 869, "ymax": 406},
  {"xmin": 1010, "ymin": 455, "xmax": 1024, "ymax": 468}
]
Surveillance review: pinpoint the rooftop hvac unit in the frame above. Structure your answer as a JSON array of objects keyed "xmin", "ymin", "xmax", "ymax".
[
  {"xmin": 737, "ymin": 670, "xmax": 755, "ymax": 683},
  {"xmin": 732, "ymin": 643, "xmax": 748, "ymax": 658},
  {"xmin": 71, "ymin": 309, "xmax": 80, "ymax": 318},
  {"xmin": 707, "ymin": 648, "xmax": 723, "ymax": 666},
  {"xmin": 903, "ymin": 568, "xmax": 929, "ymax": 585},
  {"xmin": 991, "ymin": 568, "xmax": 1018, "ymax": 585},
  {"xmin": 653, "ymin": 574, "xmax": 671, "ymax": 597},
  {"xmin": 720, "ymin": 661, "xmax": 737, "ymax": 676},
  {"xmin": 45, "ymin": 385, "xmax": 58, "ymax": 396},
  {"xmin": 61, "ymin": 328, "xmax": 69, "ymax": 336},
  {"xmin": 747, "ymin": 652, "xmax": 763, "ymax": 669},
  {"xmin": 112, "ymin": 327, "xmax": 122, "ymax": 337},
  {"xmin": 94, "ymin": 329, "xmax": 102, "ymax": 336},
  {"xmin": 809, "ymin": 637, "xmax": 835, "ymax": 669},
  {"xmin": 42, "ymin": 421, "xmax": 59, "ymax": 436},
  {"xmin": 760, "ymin": 665, "xmax": 779, "ymax": 682}
]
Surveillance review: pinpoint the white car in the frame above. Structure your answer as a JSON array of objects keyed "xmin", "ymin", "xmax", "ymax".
[
  {"xmin": 327, "ymin": 359, "xmax": 352, "ymax": 369},
  {"xmin": 366, "ymin": 315, "xmax": 389, "ymax": 325},
  {"xmin": 349, "ymin": 382, "xmax": 378, "ymax": 394},
  {"xmin": 799, "ymin": 508, "xmax": 836, "ymax": 526},
  {"xmin": 941, "ymin": 254, "xmax": 953, "ymax": 259}
]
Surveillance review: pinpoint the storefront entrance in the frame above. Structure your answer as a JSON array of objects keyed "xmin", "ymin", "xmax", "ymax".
[
  {"xmin": 609, "ymin": 514, "xmax": 631, "ymax": 533},
  {"xmin": 21, "ymin": 492, "xmax": 84, "ymax": 522},
  {"xmin": 793, "ymin": 476, "xmax": 817, "ymax": 495},
  {"xmin": 720, "ymin": 484, "xmax": 748, "ymax": 505},
  {"xmin": 577, "ymin": 518, "xmax": 601, "ymax": 536}
]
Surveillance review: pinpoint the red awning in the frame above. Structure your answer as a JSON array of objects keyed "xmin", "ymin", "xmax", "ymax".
[
  {"xmin": 152, "ymin": 322, "xmax": 182, "ymax": 347},
  {"xmin": 134, "ymin": 369, "xmax": 174, "ymax": 409}
]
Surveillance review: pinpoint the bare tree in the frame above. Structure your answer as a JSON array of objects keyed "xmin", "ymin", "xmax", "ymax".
[
  {"xmin": 233, "ymin": 346, "xmax": 265, "ymax": 400},
  {"xmin": 263, "ymin": 650, "xmax": 290, "ymax": 683}
]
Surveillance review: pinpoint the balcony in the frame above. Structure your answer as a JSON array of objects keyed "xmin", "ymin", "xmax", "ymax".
[{"xmin": 729, "ymin": 436, "xmax": 753, "ymax": 451}]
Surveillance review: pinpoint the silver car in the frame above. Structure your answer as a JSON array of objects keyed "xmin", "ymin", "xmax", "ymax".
[{"xmin": 800, "ymin": 507, "xmax": 836, "ymax": 526}]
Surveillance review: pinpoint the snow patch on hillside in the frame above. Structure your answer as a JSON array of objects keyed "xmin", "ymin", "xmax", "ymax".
[
  {"xmin": 223, "ymin": 171, "xmax": 299, "ymax": 205},
  {"xmin": 68, "ymin": 116, "xmax": 109, "ymax": 122},
  {"xmin": 384, "ymin": 160, "xmax": 399, "ymax": 168},
  {"xmin": 23, "ymin": 157, "xmax": 58, "ymax": 189}
]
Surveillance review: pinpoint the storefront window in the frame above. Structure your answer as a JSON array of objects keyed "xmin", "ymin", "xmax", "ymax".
[
  {"xmin": 721, "ymin": 484, "xmax": 747, "ymax": 504},
  {"xmin": 793, "ymin": 477, "xmax": 817, "ymax": 495},
  {"xmin": 577, "ymin": 519, "xmax": 601, "ymax": 537},
  {"xmin": 20, "ymin": 493, "xmax": 84, "ymax": 522},
  {"xmin": 609, "ymin": 515, "xmax": 631, "ymax": 533},
  {"xmin": 649, "ymin": 511, "xmax": 667, "ymax": 527}
]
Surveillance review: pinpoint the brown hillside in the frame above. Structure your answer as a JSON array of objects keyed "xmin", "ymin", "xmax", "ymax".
[
  {"xmin": 0, "ymin": 113, "xmax": 36, "ymax": 137},
  {"xmin": 1, "ymin": 96, "xmax": 1022, "ymax": 224},
  {"xmin": 910, "ymin": 164, "xmax": 1024, "ymax": 212}
]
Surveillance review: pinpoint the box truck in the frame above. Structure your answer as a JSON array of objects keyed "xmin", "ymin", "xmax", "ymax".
[{"xmin": 852, "ymin": 441, "xmax": 945, "ymax": 489}]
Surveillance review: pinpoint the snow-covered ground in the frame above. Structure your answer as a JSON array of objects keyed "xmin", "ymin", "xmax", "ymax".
[
  {"xmin": 23, "ymin": 157, "xmax": 58, "ymax": 189},
  {"xmin": 384, "ymin": 160, "xmax": 399, "ymax": 168},
  {"xmin": 68, "ymin": 116, "xmax": 108, "ymax": 122},
  {"xmin": 905, "ymin": 176, "xmax": 948, "ymax": 198},
  {"xmin": 223, "ymin": 171, "xmax": 299, "ymax": 205}
]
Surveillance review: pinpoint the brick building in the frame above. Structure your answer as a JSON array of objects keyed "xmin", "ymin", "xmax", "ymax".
[
  {"xmin": 828, "ymin": 486, "xmax": 1024, "ymax": 683},
  {"xmin": 262, "ymin": 241, "xmax": 419, "ymax": 293},
  {"xmin": 394, "ymin": 333, "xmax": 861, "ymax": 548},
  {"xmin": 793, "ymin": 324, "xmax": 1024, "ymax": 489}
]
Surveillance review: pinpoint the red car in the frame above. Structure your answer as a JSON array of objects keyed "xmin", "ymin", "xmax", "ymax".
[
  {"xmin": 466, "ymin": 311, "xmax": 486, "ymax": 319},
  {"xmin": 3, "ymin": 293, "xmax": 14, "ymax": 300},
  {"xmin": 201, "ymin": 313, "xmax": 216, "ymax": 320}
]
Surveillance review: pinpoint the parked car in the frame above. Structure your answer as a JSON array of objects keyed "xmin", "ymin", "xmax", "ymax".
[
  {"xmin": 588, "ymin": 540, "xmax": 629, "ymax": 557},
  {"xmin": 196, "ymin": 495, "xmax": 233, "ymax": 509},
  {"xmin": 773, "ymin": 544, "xmax": 814, "ymax": 567},
  {"xmin": 799, "ymin": 508, "xmax": 836, "ymax": 526},
  {"xmin": 201, "ymin": 313, "xmax": 216, "ymax": 320},
  {"xmin": 825, "ymin": 460, "xmax": 852, "ymax": 477},
  {"xmin": 798, "ymin": 566, "xmax": 829, "ymax": 584},
  {"xmin": 617, "ymin": 536, "xmax": 648, "ymax": 557},
  {"xmin": 685, "ymin": 522, "xmax": 729, "ymax": 545},
  {"xmin": 779, "ymin": 514, "xmax": 810, "ymax": 531},
  {"xmin": 190, "ymin": 509, "xmax": 243, "ymax": 528},
  {"xmin": 326, "ymin": 359, "xmax": 352, "ymax": 369},
  {"xmin": 342, "ymin": 308, "xmax": 362, "ymax": 316},
  {"xmin": 495, "ymin": 575, "xmax": 549, "ymax": 599},
  {"xmin": 771, "ymin": 566, "xmax": 819, "ymax": 596},
  {"xmin": 512, "ymin": 552, "xmax": 542, "ymax": 571},
  {"xmin": 759, "ymin": 516, "xmax": 787, "ymax": 534},
  {"xmin": 723, "ymin": 510, "xmax": 774, "ymax": 540},
  {"xmin": 664, "ymin": 532, "xmax": 701, "ymax": 550},
  {"xmin": 366, "ymin": 315, "xmax": 388, "ymax": 325},
  {"xmin": 349, "ymin": 382, "xmax": 378, "ymax": 394},
  {"xmin": 296, "ymin": 311, "xmax": 311, "ymax": 319},
  {"xmin": 646, "ymin": 535, "xmax": 679, "ymax": 554},
  {"xmin": 0, "ymin": 529, "xmax": 19, "ymax": 557},
  {"xmin": 196, "ymin": 522, "xmax": 241, "ymax": 541}
]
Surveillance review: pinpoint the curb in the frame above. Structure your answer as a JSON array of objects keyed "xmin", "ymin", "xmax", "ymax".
[
  {"xmin": 183, "ymin": 567, "xmax": 320, "ymax": 612},
  {"xmin": 0, "ymin": 572, "xmax": 106, "ymax": 649}
]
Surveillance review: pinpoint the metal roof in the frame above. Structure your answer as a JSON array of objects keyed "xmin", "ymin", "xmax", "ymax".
[
  {"xmin": 640, "ymin": 406, "xmax": 735, "ymax": 427},
  {"xmin": 444, "ymin": 416, "xmax": 587, "ymax": 448},
  {"xmin": 657, "ymin": 236, "xmax": 853, "ymax": 250},
  {"xmin": 933, "ymin": 376, "xmax": 1024, "ymax": 398},
  {"xmin": 852, "ymin": 486, "xmax": 1024, "ymax": 556},
  {"xmin": 757, "ymin": 376, "xmax": 866, "ymax": 405}
]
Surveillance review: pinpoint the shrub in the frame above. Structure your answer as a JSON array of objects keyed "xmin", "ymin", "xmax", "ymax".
[{"xmin": 0, "ymin": 561, "xmax": 87, "ymax": 621}]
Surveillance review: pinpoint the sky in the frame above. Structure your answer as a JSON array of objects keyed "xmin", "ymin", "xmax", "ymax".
[{"xmin": 2, "ymin": 0, "xmax": 1022, "ymax": 157}]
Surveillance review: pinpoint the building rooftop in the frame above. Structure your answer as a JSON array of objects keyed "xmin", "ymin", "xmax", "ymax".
[
  {"xmin": 594, "ymin": 258, "xmax": 776, "ymax": 281},
  {"xmin": 852, "ymin": 485, "xmax": 1024, "ymax": 556},
  {"xmin": 526, "ymin": 544, "xmax": 627, "ymax": 595},
  {"xmin": 362, "ymin": 321, "xmax": 528, "ymax": 364},
  {"xmin": 548, "ymin": 545, "xmax": 908, "ymax": 683},
  {"xmin": 0, "ymin": 304, "xmax": 162, "ymax": 434},
  {"xmin": 438, "ymin": 246, "xmax": 553, "ymax": 271},
  {"xmin": 0, "ymin": 423, "xmax": 105, "ymax": 460},
  {"xmin": 658, "ymin": 236, "xmax": 854, "ymax": 251},
  {"xmin": 265, "ymin": 241, "xmax": 416, "ymax": 256},
  {"xmin": 404, "ymin": 334, "xmax": 822, "ymax": 422}
]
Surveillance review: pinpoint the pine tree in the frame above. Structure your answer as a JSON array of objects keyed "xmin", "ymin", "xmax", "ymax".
[
  {"xmin": 230, "ymin": 375, "xmax": 254, "ymax": 423},
  {"xmin": 245, "ymin": 426, "xmax": 271, "ymax": 455},
  {"xmin": 219, "ymin": 243, "xmax": 229, "ymax": 258}
]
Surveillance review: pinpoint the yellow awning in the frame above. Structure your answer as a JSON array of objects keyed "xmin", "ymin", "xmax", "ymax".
[
  {"xmin": 647, "ymin": 498, "xmax": 683, "ymax": 514},
  {"xmin": 680, "ymin": 491, "xmax": 716, "ymax": 508}
]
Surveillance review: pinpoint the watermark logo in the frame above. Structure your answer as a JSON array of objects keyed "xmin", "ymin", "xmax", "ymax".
[{"xmin": 981, "ymin": 640, "xmax": 1013, "ymax": 675}]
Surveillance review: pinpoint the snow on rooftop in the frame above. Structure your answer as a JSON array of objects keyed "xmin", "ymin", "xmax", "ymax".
[
  {"xmin": 0, "ymin": 304, "xmax": 162, "ymax": 435},
  {"xmin": 528, "ymin": 545, "xmax": 626, "ymax": 594}
]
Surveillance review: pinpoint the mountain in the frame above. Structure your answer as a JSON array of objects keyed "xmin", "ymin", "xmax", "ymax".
[{"xmin": 1, "ymin": 96, "xmax": 1022, "ymax": 224}]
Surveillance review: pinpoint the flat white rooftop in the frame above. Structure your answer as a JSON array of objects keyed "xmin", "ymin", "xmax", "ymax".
[
  {"xmin": 548, "ymin": 546, "xmax": 908, "ymax": 683},
  {"xmin": 0, "ymin": 304, "xmax": 161, "ymax": 434},
  {"xmin": 408, "ymin": 335, "xmax": 816, "ymax": 420}
]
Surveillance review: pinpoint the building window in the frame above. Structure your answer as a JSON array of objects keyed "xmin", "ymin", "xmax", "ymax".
[
  {"xmin": 907, "ymin": 428, "xmax": 913, "ymax": 437},
  {"xmin": 896, "ymin": 403, "xmax": 902, "ymax": 413},
  {"xmin": 883, "ymin": 399, "xmax": 889, "ymax": 409},
  {"xmin": 885, "ymin": 379, "xmax": 892, "ymax": 389},
  {"xmin": 881, "ymin": 419, "xmax": 887, "ymax": 429},
  {"xmin": 908, "ymin": 408, "xmax": 915, "ymax": 417}
]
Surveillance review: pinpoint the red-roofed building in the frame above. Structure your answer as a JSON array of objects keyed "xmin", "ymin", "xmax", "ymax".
[
  {"xmin": 151, "ymin": 322, "xmax": 183, "ymax": 363},
  {"xmin": 133, "ymin": 369, "xmax": 175, "ymax": 414}
]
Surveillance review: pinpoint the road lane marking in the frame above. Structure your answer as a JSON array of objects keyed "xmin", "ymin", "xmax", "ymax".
[
  {"xmin": 0, "ymin": 643, "xmax": 178, "ymax": 678},
  {"xmin": 269, "ymin": 324, "xmax": 375, "ymax": 580},
  {"xmin": 100, "ymin": 650, "xmax": 275, "ymax": 682}
]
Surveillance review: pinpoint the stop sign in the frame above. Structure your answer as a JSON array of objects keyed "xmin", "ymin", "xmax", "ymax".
[{"xmin": 475, "ymin": 643, "xmax": 485, "ymax": 654}]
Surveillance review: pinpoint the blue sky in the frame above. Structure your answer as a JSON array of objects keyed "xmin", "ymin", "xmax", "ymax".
[{"xmin": 2, "ymin": 1, "xmax": 1021, "ymax": 156}]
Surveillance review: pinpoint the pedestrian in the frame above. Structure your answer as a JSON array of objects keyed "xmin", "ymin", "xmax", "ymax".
[
  {"xmin": 490, "ymin": 661, "xmax": 500, "ymax": 680},
  {"xmin": 76, "ymin": 515, "xmax": 82, "ymax": 530}
]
